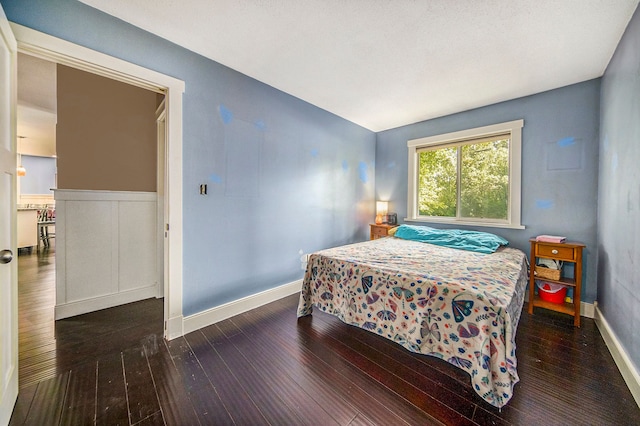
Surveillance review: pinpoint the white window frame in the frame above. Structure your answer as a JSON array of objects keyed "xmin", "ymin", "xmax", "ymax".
[{"xmin": 406, "ymin": 119, "xmax": 524, "ymax": 229}]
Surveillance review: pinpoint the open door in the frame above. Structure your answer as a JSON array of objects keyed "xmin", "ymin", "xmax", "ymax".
[{"xmin": 0, "ymin": 4, "xmax": 18, "ymax": 425}]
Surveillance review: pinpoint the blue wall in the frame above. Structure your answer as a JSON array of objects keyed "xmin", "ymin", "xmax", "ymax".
[
  {"xmin": 19, "ymin": 155, "xmax": 56, "ymax": 194},
  {"xmin": 599, "ymin": 6, "xmax": 640, "ymax": 370},
  {"xmin": 376, "ymin": 80, "xmax": 601, "ymax": 302},
  {"xmin": 2, "ymin": 0, "xmax": 376, "ymax": 316}
]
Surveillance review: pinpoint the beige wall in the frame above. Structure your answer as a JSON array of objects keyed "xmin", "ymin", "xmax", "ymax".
[{"xmin": 56, "ymin": 65, "xmax": 158, "ymax": 192}]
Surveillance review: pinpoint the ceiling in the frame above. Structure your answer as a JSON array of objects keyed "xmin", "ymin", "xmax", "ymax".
[
  {"xmin": 71, "ymin": 1, "xmax": 639, "ymax": 131},
  {"xmin": 17, "ymin": 53, "xmax": 57, "ymax": 157}
]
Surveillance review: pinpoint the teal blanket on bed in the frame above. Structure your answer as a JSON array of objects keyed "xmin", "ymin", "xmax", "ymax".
[{"xmin": 393, "ymin": 224, "xmax": 508, "ymax": 254}]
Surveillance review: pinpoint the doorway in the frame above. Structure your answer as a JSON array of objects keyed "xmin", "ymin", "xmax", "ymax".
[
  {"xmin": 10, "ymin": 22, "xmax": 185, "ymax": 343},
  {"xmin": 15, "ymin": 52, "xmax": 165, "ymax": 388}
]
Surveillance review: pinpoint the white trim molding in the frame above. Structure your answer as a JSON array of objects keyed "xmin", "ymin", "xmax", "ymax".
[
  {"xmin": 183, "ymin": 280, "xmax": 303, "ymax": 335},
  {"xmin": 54, "ymin": 189, "xmax": 157, "ymax": 202},
  {"xmin": 55, "ymin": 287, "xmax": 157, "ymax": 320},
  {"xmin": 594, "ymin": 303, "xmax": 640, "ymax": 407},
  {"xmin": 580, "ymin": 301, "xmax": 595, "ymax": 319},
  {"xmin": 406, "ymin": 119, "xmax": 524, "ymax": 230},
  {"xmin": 54, "ymin": 190, "xmax": 159, "ymax": 320},
  {"xmin": 11, "ymin": 23, "xmax": 185, "ymax": 339}
]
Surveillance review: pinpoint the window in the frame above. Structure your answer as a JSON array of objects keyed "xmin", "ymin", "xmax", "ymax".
[{"xmin": 407, "ymin": 120, "xmax": 524, "ymax": 229}]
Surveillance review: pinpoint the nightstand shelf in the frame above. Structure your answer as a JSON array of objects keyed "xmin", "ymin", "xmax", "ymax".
[
  {"xmin": 530, "ymin": 296, "xmax": 576, "ymax": 316},
  {"xmin": 528, "ymin": 238, "xmax": 585, "ymax": 327},
  {"xmin": 535, "ymin": 276, "xmax": 577, "ymax": 287}
]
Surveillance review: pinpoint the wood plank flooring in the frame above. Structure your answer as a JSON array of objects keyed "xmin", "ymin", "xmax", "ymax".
[
  {"xmin": 15, "ymin": 244, "xmax": 164, "ymax": 390},
  {"xmin": 9, "ymin": 246, "xmax": 640, "ymax": 425}
]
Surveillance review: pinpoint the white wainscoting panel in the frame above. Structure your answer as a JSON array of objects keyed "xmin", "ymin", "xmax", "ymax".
[
  {"xmin": 65, "ymin": 200, "xmax": 114, "ymax": 302},
  {"xmin": 119, "ymin": 201, "xmax": 157, "ymax": 292},
  {"xmin": 55, "ymin": 190, "xmax": 157, "ymax": 320}
]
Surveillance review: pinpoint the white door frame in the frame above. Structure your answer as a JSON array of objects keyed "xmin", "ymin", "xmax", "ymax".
[
  {"xmin": 10, "ymin": 22, "xmax": 185, "ymax": 339},
  {"xmin": 156, "ymin": 99, "xmax": 167, "ymax": 299}
]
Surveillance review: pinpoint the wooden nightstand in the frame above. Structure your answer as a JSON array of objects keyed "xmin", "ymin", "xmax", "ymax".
[
  {"xmin": 528, "ymin": 238, "xmax": 585, "ymax": 327},
  {"xmin": 370, "ymin": 224, "xmax": 398, "ymax": 240}
]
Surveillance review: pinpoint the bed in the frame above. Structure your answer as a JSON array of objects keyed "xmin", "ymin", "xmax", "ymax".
[{"xmin": 297, "ymin": 226, "xmax": 528, "ymax": 408}]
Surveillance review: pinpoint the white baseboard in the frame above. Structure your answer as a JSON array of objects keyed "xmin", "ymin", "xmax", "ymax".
[
  {"xmin": 183, "ymin": 279, "xmax": 303, "ymax": 335},
  {"xmin": 581, "ymin": 301, "xmax": 595, "ymax": 318},
  {"xmin": 594, "ymin": 303, "xmax": 640, "ymax": 407},
  {"xmin": 55, "ymin": 286, "xmax": 157, "ymax": 320},
  {"xmin": 165, "ymin": 314, "xmax": 184, "ymax": 340}
]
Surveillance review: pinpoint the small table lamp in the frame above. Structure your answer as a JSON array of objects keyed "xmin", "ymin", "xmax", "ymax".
[{"xmin": 375, "ymin": 201, "xmax": 388, "ymax": 225}]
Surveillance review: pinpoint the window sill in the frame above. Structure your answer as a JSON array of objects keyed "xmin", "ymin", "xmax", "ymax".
[{"xmin": 404, "ymin": 217, "xmax": 525, "ymax": 230}]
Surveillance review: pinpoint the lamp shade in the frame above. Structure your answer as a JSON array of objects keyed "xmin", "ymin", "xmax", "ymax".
[{"xmin": 376, "ymin": 201, "xmax": 388, "ymax": 215}]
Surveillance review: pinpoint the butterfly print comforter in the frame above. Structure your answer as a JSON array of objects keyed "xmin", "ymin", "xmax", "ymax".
[{"xmin": 297, "ymin": 236, "xmax": 528, "ymax": 408}]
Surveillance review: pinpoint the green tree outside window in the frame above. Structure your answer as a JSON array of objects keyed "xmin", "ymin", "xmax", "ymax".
[{"xmin": 417, "ymin": 136, "xmax": 509, "ymax": 220}]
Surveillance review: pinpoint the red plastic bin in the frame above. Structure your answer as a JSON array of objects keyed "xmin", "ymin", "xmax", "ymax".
[{"xmin": 536, "ymin": 282, "xmax": 567, "ymax": 304}]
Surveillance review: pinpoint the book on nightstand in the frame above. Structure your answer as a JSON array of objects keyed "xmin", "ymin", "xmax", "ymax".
[{"xmin": 535, "ymin": 235, "xmax": 567, "ymax": 243}]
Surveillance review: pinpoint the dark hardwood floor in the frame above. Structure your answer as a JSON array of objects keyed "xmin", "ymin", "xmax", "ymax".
[{"xmin": 9, "ymin": 245, "xmax": 640, "ymax": 425}]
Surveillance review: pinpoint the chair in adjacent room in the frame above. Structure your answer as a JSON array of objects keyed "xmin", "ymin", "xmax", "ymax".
[{"xmin": 37, "ymin": 208, "xmax": 55, "ymax": 251}]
